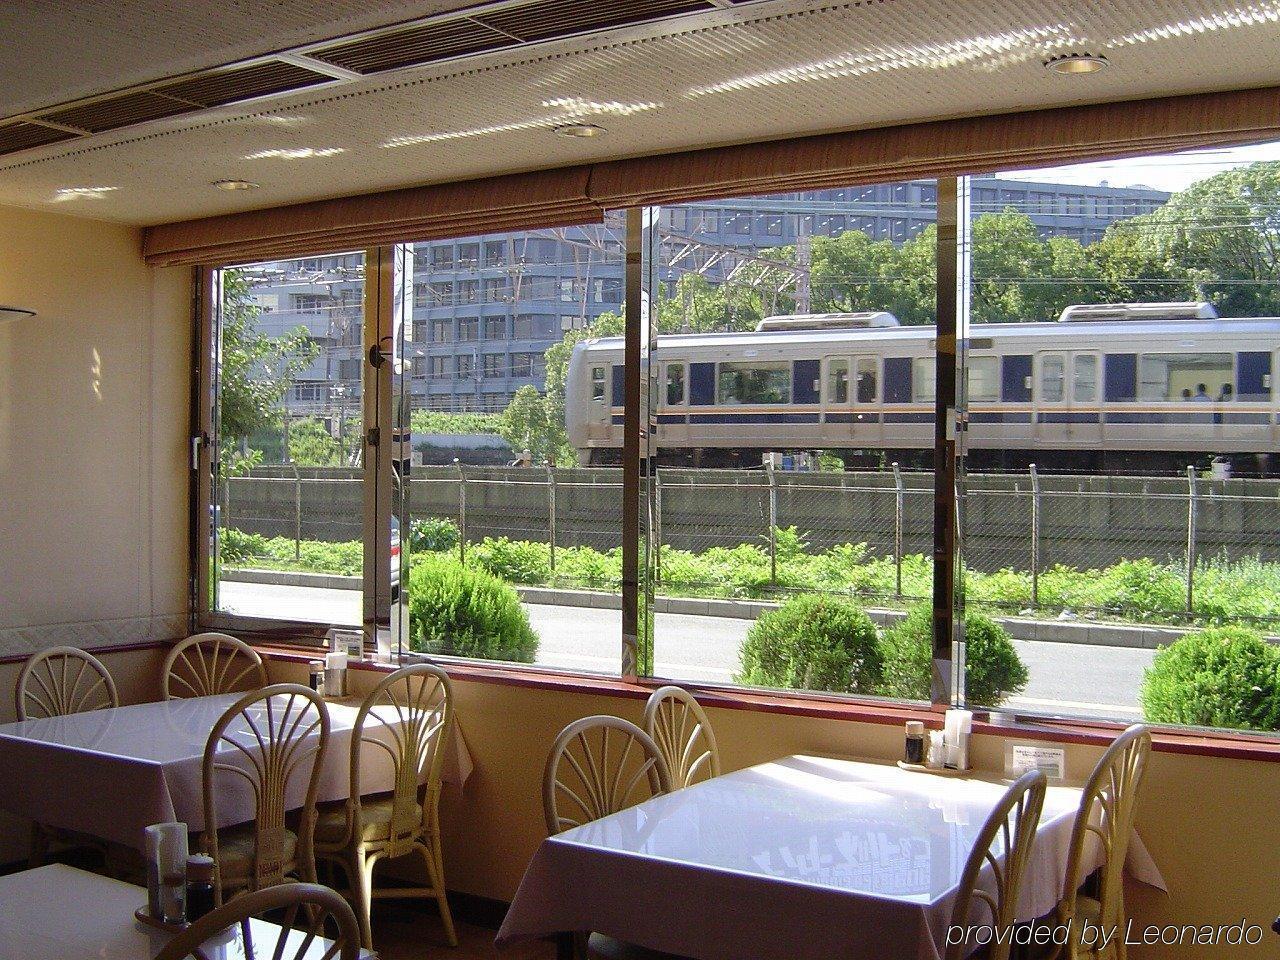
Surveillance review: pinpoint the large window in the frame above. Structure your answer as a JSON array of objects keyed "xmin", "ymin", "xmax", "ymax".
[
  {"xmin": 204, "ymin": 252, "xmax": 365, "ymax": 631},
  {"xmin": 196, "ymin": 149, "xmax": 1280, "ymax": 738},
  {"xmin": 960, "ymin": 140, "xmax": 1280, "ymax": 732}
]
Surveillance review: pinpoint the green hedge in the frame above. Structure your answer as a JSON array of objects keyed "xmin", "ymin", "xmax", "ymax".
[
  {"xmin": 737, "ymin": 594, "xmax": 883, "ymax": 694},
  {"xmin": 407, "ymin": 555, "xmax": 539, "ymax": 663},
  {"xmin": 1140, "ymin": 626, "xmax": 1280, "ymax": 731},
  {"xmin": 878, "ymin": 605, "xmax": 1028, "ymax": 706}
]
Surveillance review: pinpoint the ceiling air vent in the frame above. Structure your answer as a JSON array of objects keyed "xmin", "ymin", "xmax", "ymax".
[
  {"xmin": 42, "ymin": 90, "xmax": 192, "ymax": 134},
  {"xmin": 156, "ymin": 61, "xmax": 333, "ymax": 108},
  {"xmin": 0, "ymin": 122, "xmax": 79, "ymax": 158},
  {"xmin": 474, "ymin": 0, "xmax": 715, "ymax": 43},
  {"xmin": 310, "ymin": 18, "xmax": 515, "ymax": 74}
]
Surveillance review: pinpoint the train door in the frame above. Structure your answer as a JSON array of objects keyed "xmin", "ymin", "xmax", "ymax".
[
  {"xmin": 1035, "ymin": 350, "xmax": 1101, "ymax": 448},
  {"xmin": 823, "ymin": 356, "xmax": 853, "ymax": 442},
  {"xmin": 852, "ymin": 355, "xmax": 882, "ymax": 445},
  {"xmin": 659, "ymin": 359, "xmax": 690, "ymax": 448}
]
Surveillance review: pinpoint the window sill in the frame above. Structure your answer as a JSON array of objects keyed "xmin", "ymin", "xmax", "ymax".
[{"xmin": 249, "ymin": 644, "xmax": 1280, "ymax": 764}]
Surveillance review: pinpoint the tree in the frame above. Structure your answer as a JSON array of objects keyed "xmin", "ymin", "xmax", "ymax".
[
  {"xmin": 1137, "ymin": 160, "xmax": 1280, "ymax": 316},
  {"xmin": 499, "ymin": 385, "xmax": 564, "ymax": 465},
  {"xmin": 219, "ymin": 271, "xmax": 318, "ymax": 474}
]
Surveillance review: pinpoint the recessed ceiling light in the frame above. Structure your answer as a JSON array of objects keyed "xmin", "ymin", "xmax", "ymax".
[
  {"xmin": 1044, "ymin": 53, "xmax": 1109, "ymax": 75},
  {"xmin": 243, "ymin": 147, "xmax": 345, "ymax": 160},
  {"xmin": 553, "ymin": 123, "xmax": 607, "ymax": 139},
  {"xmin": 52, "ymin": 186, "xmax": 118, "ymax": 201},
  {"xmin": 212, "ymin": 179, "xmax": 260, "ymax": 191}
]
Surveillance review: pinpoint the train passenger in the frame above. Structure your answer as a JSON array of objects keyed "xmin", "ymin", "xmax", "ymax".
[{"xmin": 1191, "ymin": 383, "xmax": 1212, "ymax": 402}]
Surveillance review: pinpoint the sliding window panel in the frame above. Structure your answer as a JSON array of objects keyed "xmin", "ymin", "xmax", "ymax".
[
  {"xmin": 959, "ymin": 141, "xmax": 1280, "ymax": 734},
  {"xmin": 401, "ymin": 217, "xmax": 627, "ymax": 672},
  {"xmin": 202, "ymin": 252, "xmax": 366, "ymax": 637},
  {"xmin": 643, "ymin": 184, "xmax": 940, "ymax": 703}
]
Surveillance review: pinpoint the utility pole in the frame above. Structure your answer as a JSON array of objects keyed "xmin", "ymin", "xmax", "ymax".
[{"xmin": 795, "ymin": 214, "xmax": 812, "ymax": 314}]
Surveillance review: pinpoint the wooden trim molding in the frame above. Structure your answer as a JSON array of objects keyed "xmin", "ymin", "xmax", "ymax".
[
  {"xmin": 249, "ymin": 645, "xmax": 1280, "ymax": 763},
  {"xmin": 0, "ymin": 639, "xmax": 172, "ymax": 668},
  {"xmin": 141, "ymin": 85, "xmax": 1280, "ymax": 267}
]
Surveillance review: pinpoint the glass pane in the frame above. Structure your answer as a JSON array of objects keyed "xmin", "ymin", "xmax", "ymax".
[
  {"xmin": 967, "ymin": 356, "xmax": 1000, "ymax": 402},
  {"xmin": 962, "ymin": 141, "xmax": 1280, "ymax": 732},
  {"xmin": 210, "ymin": 252, "xmax": 364, "ymax": 626},
  {"xmin": 403, "ymin": 216, "xmax": 625, "ymax": 671},
  {"xmin": 646, "ymin": 181, "xmax": 938, "ymax": 701},
  {"xmin": 1073, "ymin": 354, "xmax": 1098, "ymax": 403}
]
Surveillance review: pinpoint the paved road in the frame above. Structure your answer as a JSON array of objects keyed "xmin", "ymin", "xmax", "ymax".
[{"xmin": 219, "ymin": 581, "xmax": 1150, "ymax": 718}]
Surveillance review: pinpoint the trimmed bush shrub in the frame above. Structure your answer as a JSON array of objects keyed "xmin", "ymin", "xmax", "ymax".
[
  {"xmin": 737, "ymin": 594, "xmax": 883, "ymax": 694},
  {"xmin": 1140, "ymin": 626, "xmax": 1280, "ymax": 731},
  {"xmin": 879, "ymin": 604, "xmax": 1028, "ymax": 706},
  {"xmin": 407, "ymin": 555, "xmax": 539, "ymax": 662},
  {"xmin": 409, "ymin": 516, "xmax": 460, "ymax": 553}
]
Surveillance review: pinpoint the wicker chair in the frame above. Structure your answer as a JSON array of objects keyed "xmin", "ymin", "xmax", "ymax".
[
  {"xmin": 153, "ymin": 882, "xmax": 360, "ymax": 960},
  {"xmin": 545, "ymin": 716, "xmax": 685, "ymax": 960},
  {"xmin": 200, "ymin": 684, "xmax": 330, "ymax": 905},
  {"xmin": 643, "ymin": 686, "xmax": 721, "ymax": 788},
  {"xmin": 16, "ymin": 646, "xmax": 117, "ymax": 720},
  {"xmin": 1047, "ymin": 725, "xmax": 1152, "ymax": 960},
  {"xmin": 162, "ymin": 632, "xmax": 267, "ymax": 700},
  {"xmin": 313, "ymin": 664, "xmax": 457, "ymax": 949},
  {"xmin": 945, "ymin": 770, "xmax": 1048, "ymax": 960},
  {"xmin": 16, "ymin": 646, "xmax": 119, "ymax": 866}
]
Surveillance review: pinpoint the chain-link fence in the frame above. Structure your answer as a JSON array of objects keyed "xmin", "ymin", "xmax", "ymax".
[{"xmin": 224, "ymin": 465, "xmax": 1280, "ymax": 625}]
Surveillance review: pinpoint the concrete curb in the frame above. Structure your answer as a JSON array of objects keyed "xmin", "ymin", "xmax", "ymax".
[{"xmin": 222, "ymin": 568, "xmax": 1265, "ymax": 650}]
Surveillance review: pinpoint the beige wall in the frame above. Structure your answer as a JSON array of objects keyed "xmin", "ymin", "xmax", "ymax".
[
  {"xmin": 267, "ymin": 660, "xmax": 1280, "ymax": 960},
  {"xmin": 0, "ymin": 204, "xmax": 190, "ymax": 654}
]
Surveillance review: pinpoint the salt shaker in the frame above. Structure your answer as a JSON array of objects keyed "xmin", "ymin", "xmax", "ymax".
[{"xmin": 904, "ymin": 721, "xmax": 925, "ymax": 765}]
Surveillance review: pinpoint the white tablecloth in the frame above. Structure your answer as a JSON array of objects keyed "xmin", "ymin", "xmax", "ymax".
[
  {"xmin": 497, "ymin": 755, "xmax": 1165, "ymax": 960},
  {"xmin": 0, "ymin": 863, "xmax": 370, "ymax": 960},
  {"xmin": 0, "ymin": 693, "xmax": 472, "ymax": 849}
]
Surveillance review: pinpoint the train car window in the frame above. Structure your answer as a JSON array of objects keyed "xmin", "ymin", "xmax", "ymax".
[
  {"xmin": 611, "ymin": 364, "xmax": 625, "ymax": 407},
  {"xmin": 1073, "ymin": 354, "xmax": 1099, "ymax": 403},
  {"xmin": 1103, "ymin": 353, "xmax": 1137, "ymax": 402},
  {"xmin": 717, "ymin": 361, "xmax": 792, "ymax": 405},
  {"xmin": 855, "ymin": 358, "xmax": 878, "ymax": 403},
  {"xmin": 1001, "ymin": 355, "xmax": 1033, "ymax": 402},
  {"xmin": 666, "ymin": 364, "xmax": 686, "ymax": 405},
  {"xmin": 1040, "ymin": 354, "xmax": 1065, "ymax": 403},
  {"xmin": 884, "ymin": 357, "xmax": 912, "ymax": 403},
  {"xmin": 591, "ymin": 366, "xmax": 606, "ymax": 402},
  {"xmin": 827, "ymin": 360, "xmax": 849, "ymax": 403},
  {"xmin": 911, "ymin": 357, "xmax": 936, "ymax": 403},
  {"xmin": 793, "ymin": 359, "xmax": 820, "ymax": 404},
  {"xmin": 1236, "ymin": 351, "xmax": 1272, "ymax": 401},
  {"xmin": 1138, "ymin": 353, "xmax": 1233, "ymax": 401},
  {"xmin": 967, "ymin": 356, "xmax": 1000, "ymax": 402}
]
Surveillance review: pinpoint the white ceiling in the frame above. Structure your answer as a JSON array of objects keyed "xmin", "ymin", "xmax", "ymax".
[{"xmin": 3, "ymin": 0, "xmax": 1279, "ymax": 226}]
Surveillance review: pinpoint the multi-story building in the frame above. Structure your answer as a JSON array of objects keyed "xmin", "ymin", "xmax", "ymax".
[{"xmin": 245, "ymin": 176, "xmax": 1169, "ymax": 417}]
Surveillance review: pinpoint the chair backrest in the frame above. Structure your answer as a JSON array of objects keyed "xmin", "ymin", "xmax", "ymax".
[
  {"xmin": 163, "ymin": 632, "xmax": 267, "ymax": 700},
  {"xmin": 202, "ymin": 684, "xmax": 330, "ymax": 902},
  {"xmin": 543, "ymin": 715, "xmax": 673, "ymax": 836},
  {"xmin": 16, "ymin": 646, "xmax": 118, "ymax": 720},
  {"xmin": 945, "ymin": 770, "xmax": 1048, "ymax": 960},
  {"xmin": 347, "ymin": 663, "xmax": 454, "ymax": 857},
  {"xmin": 643, "ymin": 685, "xmax": 721, "ymax": 788},
  {"xmin": 1060, "ymin": 724, "xmax": 1152, "ymax": 934},
  {"xmin": 153, "ymin": 882, "xmax": 360, "ymax": 960}
]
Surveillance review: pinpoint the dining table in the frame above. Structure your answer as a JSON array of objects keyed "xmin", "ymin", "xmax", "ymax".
[
  {"xmin": 0, "ymin": 863, "xmax": 369, "ymax": 960},
  {"xmin": 497, "ymin": 755, "xmax": 1166, "ymax": 960},
  {"xmin": 0, "ymin": 692, "xmax": 472, "ymax": 849}
]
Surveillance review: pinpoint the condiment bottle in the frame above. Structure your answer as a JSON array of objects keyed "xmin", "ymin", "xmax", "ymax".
[
  {"xmin": 308, "ymin": 660, "xmax": 325, "ymax": 698},
  {"xmin": 185, "ymin": 854, "xmax": 216, "ymax": 923},
  {"xmin": 904, "ymin": 720, "xmax": 925, "ymax": 765}
]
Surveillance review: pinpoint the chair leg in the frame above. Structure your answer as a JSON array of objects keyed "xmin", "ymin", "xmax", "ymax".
[
  {"xmin": 346, "ymin": 846, "xmax": 374, "ymax": 951},
  {"xmin": 419, "ymin": 837, "xmax": 458, "ymax": 947},
  {"xmin": 29, "ymin": 822, "xmax": 49, "ymax": 868}
]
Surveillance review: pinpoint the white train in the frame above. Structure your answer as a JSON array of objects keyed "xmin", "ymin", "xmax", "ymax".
[{"xmin": 565, "ymin": 303, "xmax": 1280, "ymax": 473}]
